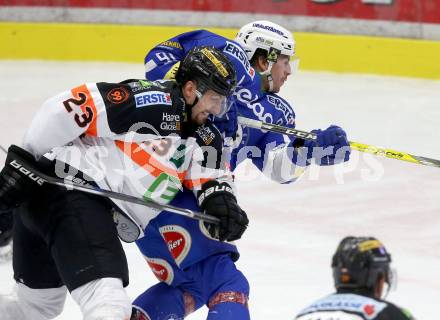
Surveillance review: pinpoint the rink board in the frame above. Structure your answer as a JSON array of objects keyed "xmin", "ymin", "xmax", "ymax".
[{"xmin": 1, "ymin": 22, "xmax": 440, "ymax": 79}]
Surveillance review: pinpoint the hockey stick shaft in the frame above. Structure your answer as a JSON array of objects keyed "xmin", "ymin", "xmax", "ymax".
[
  {"xmin": 0, "ymin": 145, "xmax": 220, "ymax": 224},
  {"xmin": 238, "ymin": 116, "xmax": 440, "ymax": 169}
]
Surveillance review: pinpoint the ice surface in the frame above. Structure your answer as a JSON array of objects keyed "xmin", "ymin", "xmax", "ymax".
[{"xmin": 0, "ymin": 61, "xmax": 439, "ymax": 319}]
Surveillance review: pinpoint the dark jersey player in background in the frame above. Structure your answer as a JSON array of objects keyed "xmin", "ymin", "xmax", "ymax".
[{"xmin": 295, "ymin": 236, "xmax": 415, "ymax": 320}]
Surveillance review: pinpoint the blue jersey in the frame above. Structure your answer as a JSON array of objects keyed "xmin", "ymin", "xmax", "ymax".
[
  {"xmin": 144, "ymin": 29, "xmax": 259, "ymax": 93},
  {"xmin": 137, "ymin": 30, "xmax": 304, "ymax": 279}
]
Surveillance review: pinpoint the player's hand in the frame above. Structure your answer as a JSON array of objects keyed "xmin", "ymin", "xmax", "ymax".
[
  {"xmin": 306, "ymin": 125, "xmax": 351, "ymax": 166},
  {"xmin": 0, "ymin": 145, "xmax": 45, "ymax": 211},
  {"xmin": 197, "ymin": 180, "xmax": 249, "ymax": 242}
]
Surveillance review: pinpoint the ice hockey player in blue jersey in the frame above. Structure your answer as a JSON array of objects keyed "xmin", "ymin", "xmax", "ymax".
[
  {"xmin": 131, "ymin": 21, "xmax": 351, "ymax": 320},
  {"xmin": 295, "ymin": 236, "xmax": 415, "ymax": 320}
]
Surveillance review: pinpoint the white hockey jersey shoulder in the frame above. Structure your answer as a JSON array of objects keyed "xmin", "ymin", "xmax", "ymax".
[
  {"xmin": 295, "ymin": 293, "xmax": 387, "ymax": 320},
  {"xmin": 22, "ymin": 80, "xmax": 233, "ymax": 238}
]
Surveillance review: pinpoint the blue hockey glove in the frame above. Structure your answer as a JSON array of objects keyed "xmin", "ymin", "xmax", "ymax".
[
  {"xmin": 0, "ymin": 145, "xmax": 45, "ymax": 211},
  {"xmin": 197, "ymin": 180, "xmax": 248, "ymax": 242},
  {"xmin": 305, "ymin": 125, "xmax": 351, "ymax": 166}
]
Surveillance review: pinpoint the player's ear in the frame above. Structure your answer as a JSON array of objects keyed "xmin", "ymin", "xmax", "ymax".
[
  {"xmin": 255, "ymin": 55, "xmax": 269, "ymax": 72},
  {"xmin": 182, "ymin": 80, "xmax": 197, "ymax": 104}
]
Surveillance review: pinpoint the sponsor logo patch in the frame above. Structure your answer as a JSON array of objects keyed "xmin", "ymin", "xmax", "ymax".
[
  {"xmin": 127, "ymin": 80, "xmax": 154, "ymax": 93},
  {"xmin": 159, "ymin": 225, "xmax": 191, "ymax": 266},
  {"xmin": 159, "ymin": 40, "xmax": 183, "ymax": 50},
  {"xmin": 252, "ymin": 23, "xmax": 284, "ymax": 36},
  {"xmin": 107, "ymin": 87, "xmax": 130, "ymax": 104},
  {"xmin": 135, "ymin": 91, "xmax": 172, "ymax": 108},
  {"xmin": 145, "ymin": 257, "xmax": 174, "ymax": 284},
  {"xmin": 195, "ymin": 126, "xmax": 216, "ymax": 145},
  {"xmin": 160, "ymin": 113, "xmax": 181, "ymax": 131},
  {"xmin": 201, "ymin": 47, "xmax": 229, "ymax": 78},
  {"xmin": 267, "ymin": 94, "xmax": 295, "ymax": 126},
  {"xmin": 364, "ymin": 304, "xmax": 375, "ymax": 316}
]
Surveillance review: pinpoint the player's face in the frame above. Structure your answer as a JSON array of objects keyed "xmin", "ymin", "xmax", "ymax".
[
  {"xmin": 191, "ymin": 89, "xmax": 228, "ymax": 125},
  {"xmin": 270, "ymin": 55, "xmax": 292, "ymax": 92}
]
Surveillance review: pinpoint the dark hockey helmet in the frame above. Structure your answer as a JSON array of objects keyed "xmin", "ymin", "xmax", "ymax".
[
  {"xmin": 175, "ymin": 46, "xmax": 237, "ymax": 98},
  {"xmin": 332, "ymin": 236, "xmax": 392, "ymax": 291}
]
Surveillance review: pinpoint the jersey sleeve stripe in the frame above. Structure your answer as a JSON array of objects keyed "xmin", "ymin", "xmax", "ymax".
[
  {"xmin": 183, "ymin": 178, "xmax": 212, "ymax": 189},
  {"xmin": 115, "ymin": 140, "xmax": 186, "ymax": 181},
  {"xmin": 71, "ymin": 84, "xmax": 98, "ymax": 136}
]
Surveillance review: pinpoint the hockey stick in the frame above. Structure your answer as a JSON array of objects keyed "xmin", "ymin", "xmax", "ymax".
[
  {"xmin": 0, "ymin": 145, "xmax": 220, "ymax": 224},
  {"xmin": 238, "ymin": 116, "xmax": 440, "ymax": 169}
]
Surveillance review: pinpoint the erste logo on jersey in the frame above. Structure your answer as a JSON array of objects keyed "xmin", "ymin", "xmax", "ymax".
[
  {"xmin": 267, "ymin": 94, "xmax": 295, "ymax": 126},
  {"xmin": 224, "ymin": 41, "xmax": 255, "ymax": 79},
  {"xmin": 145, "ymin": 257, "xmax": 174, "ymax": 285},
  {"xmin": 159, "ymin": 225, "xmax": 191, "ymax": 266},
  {"xmin": 135, "ymin": 91, "xmax": 172, "ymax": 108}
]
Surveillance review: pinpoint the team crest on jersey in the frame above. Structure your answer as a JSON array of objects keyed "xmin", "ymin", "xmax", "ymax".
[
  {"xmin": 223, "ymin": 41, "xmax": 255, "ymax": 79},
  {"xmin": 145, "ymin": 257, "xmax": 174, "ymax": 285},
  {"xmin": 135, "ymin": 91, "xmax": 172, "ymax": 108},
  {"xmin": 107, "ymin": 87, "xmax": 130, "ymax": 104},
  {"xmin": 266, "ymin": 94, "xmax": 295, "ymax": 125},
  {"xmin": 159, "ymin": 225, "xmax": 192, "ymax": 266}
]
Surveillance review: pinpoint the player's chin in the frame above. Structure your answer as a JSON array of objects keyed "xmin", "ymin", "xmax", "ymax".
[
  {"xmin": 195, "ymin": 114, "xmax": 209, "ymax": 125},
  {"xmin": 272, "ymin": 85, "xmax": 281, "ymax": 93}
]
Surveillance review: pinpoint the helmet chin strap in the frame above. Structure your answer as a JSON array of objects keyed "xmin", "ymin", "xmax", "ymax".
[
  {"xmin": 260, "ymin": 47, "xmax": 280, "ymax": 92},
  {"xmin": 185, "ymin": 90, "xmax": 202, "ymax": 122},
  {"xmin": 260, "ymin": 61, "xmax": 275, "ymax": 92}
]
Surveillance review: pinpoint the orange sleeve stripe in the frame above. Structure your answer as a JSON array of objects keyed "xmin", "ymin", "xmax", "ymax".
[
  {"xmin": 183, "ymin": 178, "xmax": 212, "ymax": 190},
  {"xmin": 71, "ymin": 84, "xmax": 98, "ymax": 136},
  {"xmin": 115, "ymin": 140, "xmax": 186, "ymax": 180}
]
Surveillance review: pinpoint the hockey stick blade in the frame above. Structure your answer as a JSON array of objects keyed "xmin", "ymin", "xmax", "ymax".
[
  {"xmin": 238, "ymin": 116, "xmax": 440, "ymax": 169},
  {"xmin": 0, "ymin": 145, "xmax": 220, "ymax": 224}
]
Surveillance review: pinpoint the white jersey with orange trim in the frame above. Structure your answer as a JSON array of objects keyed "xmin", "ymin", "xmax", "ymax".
[{"xmin": 22, "ymin": 79, "xmax": 233, "ymax": 238}]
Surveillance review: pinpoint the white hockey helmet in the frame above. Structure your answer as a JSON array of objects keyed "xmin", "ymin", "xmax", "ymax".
[{"xmin": 234, "ymin": 20, "xmax": 295, "ymax": 62}]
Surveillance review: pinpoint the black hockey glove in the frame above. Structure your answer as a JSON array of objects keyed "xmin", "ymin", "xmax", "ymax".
[
  {"xmin": 197, "ymin": 180, "xmax": 249, "ymax": 242},
  {"xmin": 0, "ymin": 145, "xmax": 45, "ymax": 211},
  {"xmin": 0, "ymin": 210, "xmax": 13, "ymax": 247}
]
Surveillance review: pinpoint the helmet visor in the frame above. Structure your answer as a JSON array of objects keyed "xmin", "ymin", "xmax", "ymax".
[{"xmin": 196, "ymin": 90, "xmax": 230, "ymax": 117}]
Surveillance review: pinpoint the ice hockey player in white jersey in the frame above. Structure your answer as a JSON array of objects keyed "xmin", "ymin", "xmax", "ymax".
[
  {"xmin": 295, "ymin": 236, "xmax": 415, "ymax": 320},
  {"xmin": 130, "ymin": 21, "xmax": 351, "ymax": 320},
  {"xmin": 0, "ymin": 46, "xmax": 248, "ymax": 320}
]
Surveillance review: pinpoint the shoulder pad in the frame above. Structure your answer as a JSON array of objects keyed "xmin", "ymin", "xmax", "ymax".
[
  {"xmin": 297, "ymin": 293, "xmax": 387, "ymax": 320},
  {"xmin": 222, "ymin": 40, "xmax": 255, "ymax": 80},
  {"xmin": 266, "ymin": 93, "xmax": 296, "ymax": 127},
  {"xmin": 97, "ymin": 80, "xmax": 184, "ymax": 136}
]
